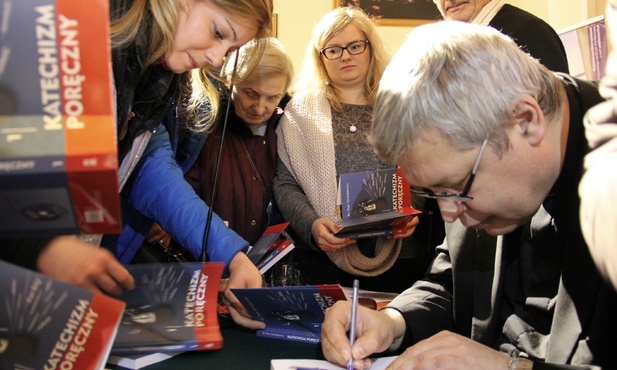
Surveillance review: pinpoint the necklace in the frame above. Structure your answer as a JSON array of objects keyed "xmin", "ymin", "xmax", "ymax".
[{"xmin": 345, "ymin": 105, "xmax": 369, "ymax": 134}]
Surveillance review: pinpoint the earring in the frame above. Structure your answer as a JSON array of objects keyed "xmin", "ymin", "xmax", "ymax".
[{"xmin": 325, "ymin": 80, "xmax": 330, "ymax": 86}]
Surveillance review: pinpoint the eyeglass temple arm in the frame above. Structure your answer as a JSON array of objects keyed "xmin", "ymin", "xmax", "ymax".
[{"xmin": 461, "ymin": 139, "xmax": 489, "ymax": 195}]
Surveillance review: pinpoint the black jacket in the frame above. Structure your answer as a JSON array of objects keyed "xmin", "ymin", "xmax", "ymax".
[{"xmin": 490, "ymin": 4, "xmax": 569, "ymax": 73}]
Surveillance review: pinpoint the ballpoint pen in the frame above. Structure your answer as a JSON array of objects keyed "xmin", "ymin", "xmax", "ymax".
[{"xmin": 347, "ymin": 279, "xmax": 359, "ymax": 370}]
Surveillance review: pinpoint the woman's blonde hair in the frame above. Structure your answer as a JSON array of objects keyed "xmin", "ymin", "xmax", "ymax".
[
  {"xmin": 294, "ymin": 6, "xmax": 389, "ymax": 111},
  {"xmin": 110, "ymin": 0, "xmax": 273, "ymax": 130},
  {"xmin": 221, "ymin": 37, "xmax": 294, "ymax": 94}
]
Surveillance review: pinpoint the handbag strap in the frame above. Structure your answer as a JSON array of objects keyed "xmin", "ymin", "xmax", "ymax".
[{"xmin": 239, "ymin": 137, "xmax": 268, "ymax": 198}]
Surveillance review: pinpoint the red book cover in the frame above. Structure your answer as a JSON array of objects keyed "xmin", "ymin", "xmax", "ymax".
[
  {"xmin": 255, "ymin": 238, "xmax": 295, "ymax": 274},
  {"xmin": 247, "ymin": 222, "xmax": 295, "ymax": 273}
]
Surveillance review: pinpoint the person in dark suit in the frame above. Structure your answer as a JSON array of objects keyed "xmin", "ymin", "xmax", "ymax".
[
  {"xmin": 321, "ymin": 21, "xmax": 616, "ymax": 370},
  {"xmin": 432, "ymin": 0, "xmax": 569, "ymax": 73}
]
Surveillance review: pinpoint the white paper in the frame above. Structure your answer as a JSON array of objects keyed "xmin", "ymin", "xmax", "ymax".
[{"xmin": 271, "ymin": 356, "xmax": 396, "ymax": 370}]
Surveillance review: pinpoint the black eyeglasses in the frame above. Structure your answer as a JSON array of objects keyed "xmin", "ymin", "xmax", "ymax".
[
  {"xmin": 320, "ymin": 40, "xmax": 370, "ymax": 60},
  {"xmin": 411, "ymin": 139, "xmax": 488, "ymax": 203}
]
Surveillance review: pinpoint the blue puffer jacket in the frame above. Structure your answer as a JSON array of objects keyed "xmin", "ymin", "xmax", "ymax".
[{"xmin": 101, "ymin": 117, "xmax": 249, "ymax": 273}]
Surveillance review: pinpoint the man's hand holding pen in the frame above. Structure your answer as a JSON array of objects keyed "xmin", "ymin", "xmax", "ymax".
[{"xmin": 321, "ymin": 296, "xmax": 406, "ymax": 369}]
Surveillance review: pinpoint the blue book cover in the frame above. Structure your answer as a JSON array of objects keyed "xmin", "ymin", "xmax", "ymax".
[
  {"xmin": 111, "ymin": 262, "xmax": 224, "ymax": 354},
  {"xmin": 0, "ymin": 0, "xmax": 120, "ymax": 237},
  {"xmin": 338, "ymin": 168, "xmax": 411, "ymax": 220},
  {"xmin": 0, "ymin": 260, "xmax": 125, "ymax": 370},
  {"xmin": 231, "ymin": 285, "xmax": 347, "ymax": 344},
  {"xmin": 336, "ymin": 168, "xmax": 420, "ymax": 239}
]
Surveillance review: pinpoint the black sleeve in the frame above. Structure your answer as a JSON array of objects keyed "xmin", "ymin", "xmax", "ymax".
[
  {"xmin": 0, "ymin": 237, "xmax": 53, "ymax": 270},
  {"xmin": 533, "ymin": 362, "xmax": 600, "ymax": 370}
]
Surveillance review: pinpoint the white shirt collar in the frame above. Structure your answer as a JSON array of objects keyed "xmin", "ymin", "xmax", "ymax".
[{"xmin": 471, "ymin": 0, "xmax": 507, "ymax": 25}]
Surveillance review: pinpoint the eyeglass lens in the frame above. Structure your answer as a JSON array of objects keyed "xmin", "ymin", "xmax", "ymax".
[
  {"xmin": 410, "ymin": 139, "xmax": 488, "ymax": 202},
  {"xmin": 321, "ymin": 40, "xmax": 368, "ymax": 60}
]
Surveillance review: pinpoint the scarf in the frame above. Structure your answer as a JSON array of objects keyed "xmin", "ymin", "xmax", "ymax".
[{"xmin": 277, "ymin": 92, "xmax": 401, "ymax": 276}]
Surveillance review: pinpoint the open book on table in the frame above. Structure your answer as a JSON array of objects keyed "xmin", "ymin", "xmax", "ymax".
[
  {"xmin": 336, "ymin": 168, "xmax": 421, "ymax": 239},
  {"xmin": 231, "ymin": 285, "xmax": 348, "ymax": 344},
  {"xmin": 0, "ymin": 260, "xmax": 125, "ymax": 370}
]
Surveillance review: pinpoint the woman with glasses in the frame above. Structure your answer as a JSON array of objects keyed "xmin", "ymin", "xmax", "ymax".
[{"xmin": 273, "ymin": 6, "xmax": 431, "ymax": 293}]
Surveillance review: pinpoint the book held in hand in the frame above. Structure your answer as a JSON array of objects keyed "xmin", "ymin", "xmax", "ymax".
[
  {"xmin": 246, "ymin": 222, "xmax": 295, "ymax": 274},
  {"xmin": 336, "ymin": 168, "xmax": 421, "ymax": 239},
  {"xmin": 0, "ymin": 260, "xmax": 125, "ymax": 370},
  {"xmin": 110, "ymin": 262, "xmax": 224, "ymax": 355},
  {"xmin": 231, "ymin": 285, "xmax": 347, "ymax": 344}
]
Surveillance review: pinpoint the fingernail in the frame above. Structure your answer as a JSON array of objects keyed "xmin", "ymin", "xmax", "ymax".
[{"xmin": 354, "ymin": 346, "xmax": 365, "ymax": 359}]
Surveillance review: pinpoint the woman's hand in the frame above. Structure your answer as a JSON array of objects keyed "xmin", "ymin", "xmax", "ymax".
[
  {"xmin": 223, "ymin": 252, "xmax": 266, "ymax": 330},
  {"xmin": 391, "ymin": 215, "xmax": 420, "ymax": 239},
  {"xmin": 311, "ymin": 218, "xmax": 355, "ymax": 252},
  {"xmin": 146, "ymin": 223, "xmax": 171, "ymax": 247}
]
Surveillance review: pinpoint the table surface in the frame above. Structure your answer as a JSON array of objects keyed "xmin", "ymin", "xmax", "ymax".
[{"xmin": 107, "ymin": 316, "xmax": 325, "ymax": 370}]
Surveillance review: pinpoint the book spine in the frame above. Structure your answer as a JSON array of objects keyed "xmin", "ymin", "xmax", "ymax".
[
  {"xmin": 56, "ymin": 0, "xmax": 120, "ymax": 234},
  {"xmin": 395, "ymin": 167, "xmax": 412, "ymax": 209},
  {"xmin": 194, "ymin": 263, "xmax": 224, "ymax": 350},
  {"xmin": 343, "ymin": 229, "xmax": 394, "ymax": 240},
  {"xmin": 256, "ymin": 329, "xmax": 321, "ymax": 344},
  {"xmin": 588, "ymin": 21, "xmax": 608, "ymax": 80}
]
